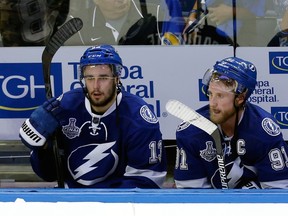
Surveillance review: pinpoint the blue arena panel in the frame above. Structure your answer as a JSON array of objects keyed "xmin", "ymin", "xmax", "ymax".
[{"xmin": 0, "ymin": 189, "xmax": 288, "ymax": 203}]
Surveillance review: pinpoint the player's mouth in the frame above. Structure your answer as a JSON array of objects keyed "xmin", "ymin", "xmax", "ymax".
[
  {"xmin": 212, "ymin": 109, "xmax": 221, "ymax": 114},
  {"xmin": 92, "ymin": 92, "xmax": 103, "ymax": 99}
]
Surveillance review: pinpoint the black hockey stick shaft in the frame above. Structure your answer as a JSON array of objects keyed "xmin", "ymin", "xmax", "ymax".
[
  {"xmin": 232, "ymin": 0, "xmax": 237, "ymax": 57},
  {"xmin": 42, "ymin": 17, "xmax": 83, "ymax": 99},
  {"xmin": 211, "ymin": 129, "xmax": 228, "ymax": 189},
  {"xmin": 42, "ymin": 17, "xmax": 83, "ymax": 188}
]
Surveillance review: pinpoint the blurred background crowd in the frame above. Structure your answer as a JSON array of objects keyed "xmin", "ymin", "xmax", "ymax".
[{"xmin": 0, "ymin": 0, "xmax": 287, "ymax": 47}]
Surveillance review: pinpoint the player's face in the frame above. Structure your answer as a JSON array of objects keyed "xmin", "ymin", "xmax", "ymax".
[
  {"xmin": 94, "ymin": 0, "xmax": 131, "ymax": 20},
  {"xmin": 208, "ymin": 81, "xmax": 237, "ymax": 125},
  {"xmin": 83, "ymin": 64, "xmax": 118, "ymax": 114}
]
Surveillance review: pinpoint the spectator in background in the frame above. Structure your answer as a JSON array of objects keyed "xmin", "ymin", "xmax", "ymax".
[
  {"xmin": 0, "ymin": 0, "xmax": 69, "ymax": 46},
  {"xmin": 65, "ymin": 0, "xmax": 185, "ymax": 45},
  {"xmin": 268, "ymin": 0, "xmax": 288, "ymax": 46},
  {"xmin": 182, "ymin": 0, "xmax": 266, "ymax": 46}
]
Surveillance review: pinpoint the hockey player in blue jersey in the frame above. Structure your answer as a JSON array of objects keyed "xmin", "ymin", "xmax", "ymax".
[
  {"xmin": 174, "ymin": 56, "xmax": 288, "ymax": 189},
  {"xmin": 19, "ymin": 44, "xmax": 167, "ymax": 188}
]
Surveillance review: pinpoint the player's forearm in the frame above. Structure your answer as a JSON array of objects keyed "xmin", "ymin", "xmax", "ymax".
[
  {"xmin": 187, "ymin": 1, "xmax": 198, "ymax": 22},
  {"xmin": 281, "ymin": 11, "xmax": 288, "ymax": 31},
  {"xmin": 118, "ymin": 176, "xmax": 161, "ymax": 188},
  {"xmin": 124, "ymin": 165, "xmax": 166, "ymax": 188},
  {"xmin": 235, "ymin": 7, "xmax": 256, "ymax": 20}
]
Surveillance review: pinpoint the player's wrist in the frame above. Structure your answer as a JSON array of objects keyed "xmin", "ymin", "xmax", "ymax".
[
  {"xmin": 19, "ymin": 106, "xmax": 60, "ymax": 149},
  {"xmin": 189, "ymin": 9, "xmax": 198, "ymax": 16},
  {"xmin": 188, "ymin": 19, "xmax": 197, "ymax": 26}
]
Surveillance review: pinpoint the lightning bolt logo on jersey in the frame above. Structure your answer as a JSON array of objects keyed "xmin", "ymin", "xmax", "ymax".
[
  {"xmin": 68, "ymin": 141, "xmax": 119, "ymax": 186},
  {"xmin": 58, "ymin": 93, "xmax": 122, "ymax": 186}
]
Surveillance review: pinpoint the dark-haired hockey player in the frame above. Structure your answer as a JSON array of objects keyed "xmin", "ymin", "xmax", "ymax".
[
  {"xmin": 174, "ymin": 56, "xmax": 288, "ymax": 189},
  {"xmin": 19, "ymin": 44, "xmax": 167, "ymax": 188}
]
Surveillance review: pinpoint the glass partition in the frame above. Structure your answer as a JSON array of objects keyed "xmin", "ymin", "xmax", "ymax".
[{"xmin": 0, "ymin": 0, "xmax": 284, "ymax": 47}]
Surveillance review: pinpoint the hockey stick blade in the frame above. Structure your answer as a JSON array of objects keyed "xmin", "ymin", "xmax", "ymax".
[
  {"xmin": 166, "ymin": 99, "xmax": 217, "ymax": 135},
  {"xmin": 42, "ymin": 17, "xmax": 83, "ymax": 99},
  {"xmin": 165, "ymin": 99, "xmax": 224, "ymax": 155},
  {"xmin": 166, "ymin": 99, "xmax": 228, "ymax": 189}
]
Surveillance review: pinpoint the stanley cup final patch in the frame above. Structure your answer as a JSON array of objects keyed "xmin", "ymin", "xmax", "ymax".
[
  {"xmin": 140, "ymin": 105, "xmax": 159, "ymax": 124},
  {"xmin": 262, "ymin": 117, "xmax": 281, "ymax": 136}
]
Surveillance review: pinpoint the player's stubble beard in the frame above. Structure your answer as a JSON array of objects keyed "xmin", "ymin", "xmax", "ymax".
[
  {"xmin": 88, "ymin": 81, "xmax": 118, "ymax": 109},
  {"xmin": 209, "ymin": 106, "xmax": 237, "ymax": 125}
]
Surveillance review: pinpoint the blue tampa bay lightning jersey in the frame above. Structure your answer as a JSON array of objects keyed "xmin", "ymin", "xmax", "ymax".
[
  {"xmin": 174, "ymin": 102, "xmax": 288, "ymax": 189},
  {"xmin": 30, "ymin": 88, "xmax": 167, "ymax": 188}
]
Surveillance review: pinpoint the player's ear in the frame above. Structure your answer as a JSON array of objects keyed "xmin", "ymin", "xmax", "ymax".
[
  {"xmin": 115, "ymin": 77, "xmax": 119, "ymax": 85},
  {"xmin": 235, "ymin": 93, "xmax": 245, "ymax": 107},
  {"xmin": 116, "ymin": 79, "xmax": 122, "ymax": 93}
]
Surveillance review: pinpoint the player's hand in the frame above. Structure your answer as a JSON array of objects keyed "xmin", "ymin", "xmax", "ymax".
[
  {"xmin": 19, "ymin": 97, "xmax": 63, "ymax": 149},
  {"xmin": 182, "ymin": 18, "xmax": 200, "ymax": 43},
  {"xmin": 208, "ymin": 4, "xmax": 232, "ymax": 25}
]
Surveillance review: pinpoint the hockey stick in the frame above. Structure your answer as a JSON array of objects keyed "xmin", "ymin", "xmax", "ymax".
[
  {"xmin": 42, "ymin": 17, "xmax": 83, "ymax": 99},
  {"xmin": 42, "ymin": 17, "xmax": 83, "ymax": 188},
  {"xmin": 184, "ymin": 0, "xmax": 209, "ymax": 34},
  {"xmin": 232, "ymin": 0, "xmax": 237, "ymax": 57},
  {"xmin": 165, "ymin": 99, "xmax": 228, "ymax": 189}
]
